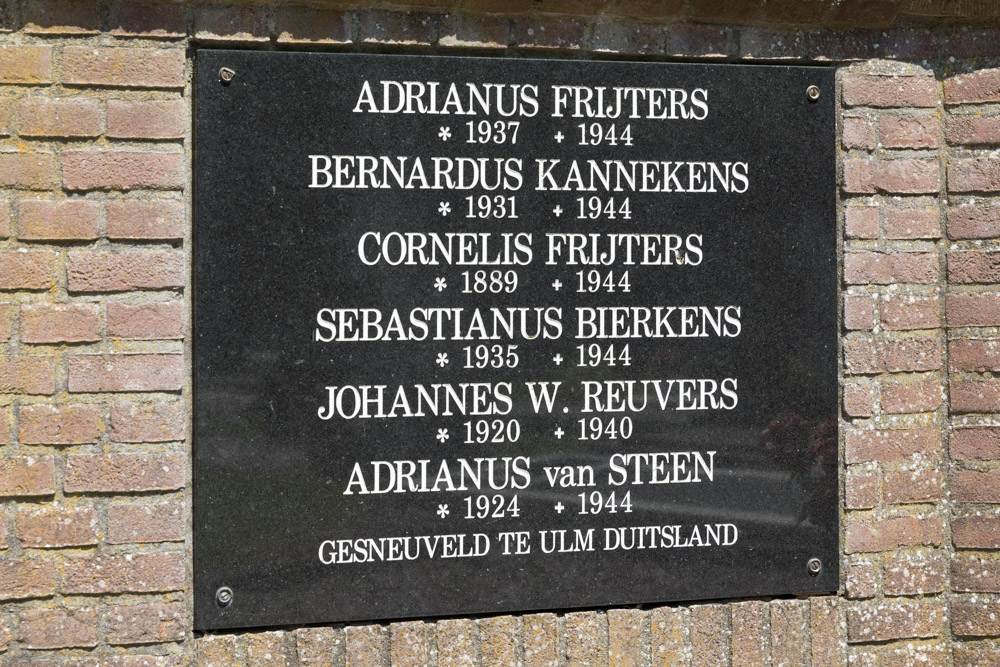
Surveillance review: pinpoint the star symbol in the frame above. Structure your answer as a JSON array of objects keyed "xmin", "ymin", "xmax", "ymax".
[
  {"xmin": 552, "ymin": 279, "xmax": 562, "ymax": 291},
  {"xmin": 554, "ymin": 502, "xmax": 565, "ymax": 514},
  {"xmin": 554, "ymin": 131, "xmax": 564, "ymax": 143},
  {"xmin": 553, "ymin": 205, "xmax": 563, "ymax": 217},
  {"xmin": 554, "ymin": 426, "xmax": 564, "ymax": 439},
  {"xmin": 434, "ymin": 277, "xmax": 447, "ymax": 292},
  {"xmin": 436, "ymin": 428, "xmax": 449, "ymax": 443},
  {"xmin": 438, "ymin": 126, "xmax": 452, "ymax": 141},
  {"xmin": 553, "ymin": 354, "xmax": 563, "ymax": 366},
  {"xmin": 437, "ymin": 504, "xmax": 450, "ymax": 518},
  {"xmin": 438, "ymin": 201, "xmax": 451, "ymax": 216},
  {"xmin": 436, "ymin": 353, "xmax": 449, "ymax": 367}
]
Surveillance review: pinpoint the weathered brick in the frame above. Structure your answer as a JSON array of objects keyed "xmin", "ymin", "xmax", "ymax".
[
  {"xmin": 345, "ymin": 625, "xmax": 385, "ymax": 664},
  {"xmin": 844, "ymin": 251, "xmax": 938, "ymax": 284},
  {"xmin": 592, "ymin": 21, "xmax": 662, "ymax": 56},
  {"xmin": 106, "ymin": 199, "xmax": 184, "ymax": 240},
  {"xmin": 845, "ymin": 467, "xmax": 878, "ymax": 509},
  {"xmin": 111, "ymin": 400, "xmax": 185, "ymax": 443},
  {"xmin": 523, "ymin": 613, "xmax": 558, "ymax": 667},
  {"xmin": 194, "ymin": 4, "xmax": 270, "ymax": 42},
  {"xmin": 390, "ymin": 620, "xmax": 429, "ymax": 666},
  {"xmin": 843, "ymin": 336, "xmax": 940, "ymax": 374},
  {"xmin": 607, "ymin": 608, "xmax": 642, "ymax": 667},
  {"xmin": 16, "ymin": 504, "xmax": 97, "ymax": 547},
  {"xmin": 106, "ymin": 602, "xmax": 186, "ymax": 645},
  {"xmin": 247, "ymin": 631, "xmax": 290, "ymax": 667},
  {"xmin": 0, "ymin": 151, "xmax": 58, "ymax": 189},
  {"xmin": 18, "ymin": 98, "xmax": 100, "ymax": 138},
  {"xmin": 21, "ymin": 303, "xmax": 100, "ymax": 344},
  {"xmin": 952, "ymin": 426, "xmax": 1000, "ymax": 460},
  {"xmin": 949, "ymin": 203, "xmax": 1000, "ymax": 239},
  {"xmin": 842, "ymin": 74, "xmax": 938, "ymax": 108},
  {"xmin": 953, "ymin": 600, "xmax": 1000, "ymax": 637},
  {"xmin": 0, "ymin": 558, "xmax": 56, "ymax": 600},
  {"xmin": 951, "ymin": 338, "xmax": 1000, "ymax": 372},
  {"xmin": 847, "ymin": 600, "xmax": 943, "ymax": 642},
  {"xmin": 831, "ymin": 0, "xmax": 900, "ymax": 26},
  {"xmin": 949, "ymin": 158, "xmax": 1000, "ymax": 193},
  {"xmin": 883, "ymin": 206, "xmax": 940, "ymax": 239},
  {"xmin": 0, "ymin": 250, "xmax": 55, "ymax": 290},
  {"xmin": 276, "ymin": 7, "xmax": 352, "ymax": 44},
  {"xmin": 879, "ymin": 115, "xmax": 940, "ymax": 149},
  {"xmin": 19, "ymin": 607, "xmax": 97, "ymax": 648},
  {"xmin": 107, "ymin": 501, "xmax": 185, "ymax": 544},
  {"xmin": 689, "ymin": 605, "xmax": 726, "ymax": 667},
  {"xmin": 650, "ymin": 607, "xmax": 686, "ymax": 667},
  {"xmin": 108, "ymin": 301, "xmax": 185, "ymax": 340},
  {"xmin": 844, "ymin": 382, "xmax": 873, "ymax": 417},
  {"xmin": 18, "ymin": 199, "xmax": 100, "ymax": 241},
  {"xmin": 68, "ymin": 249, "xmax": 185, "ymax": 292},
  {"xmin": 955, "ymin": 646, "xmax": 1000, "ymax": 667},
  {"xmin": 565, "ymin": 611, "xmax": 605, "ymax": 664},
  {"xmin": 949, "ymin": 250, "xmax": 1000, "ymax": 282},
  {"xmin": 199, "ymin": 634, "xmax": 245, "ymax": 667},
  {"xmin": 845, "ymin": 206, "xmax": 878, "ymax": 238},
  {"xmin": 24, "ymin": 0, "xmax": 100, "ymax": 34},
  {"xmin": 884, "ymin": 557, "xmax": 945, "ymax": 596},
  {"xmin": 948, "ymin": 293, "xmax": 1000, "ymax": 326},
  {"xmin": 609, "ymin": 0, "xmax": 685, "ymax": 19},
  {"xmin": 880, "ymin": 295, "xmax": 938, "ymax": 330},
  {"xmin": 731, "ymin": 601, "xmax": 768, "ymax": 667},
  {"xmin": 0, "ymin": 45, "xmax": 53, "ymax": 84},
  {"xmin": 951, "ymin": 379, "xmax": 1000, "ymax": 413},
  {"xmin": 358, "ymin": 10, "xmax": 437, "ymax": 46},
  {"xmin": 770, "ymin": 599, "xmax": 807, "ymax": 667},
  {"xmin": 881, "ymin": 378, "xmax": 941, "ymax": 413},
  {"xmin": 947, "ymin": 115, "xmax": 1000, "ymax": 145},
  {"xmin": 0, "ymin": 200, "xmax": 8, "ymax": 235},
  {"xmin": 109, "ymin": 2, "xmax": 187, "ymax": 38},
  {"xmin": 945, "ymin": 68, "xmax": 1000, "ymax": 104},
  {"xmin": 846, "ymin": 428, "xmax": 939, "ymax": 463},
  {"xmin": 0, "ymin": 356, "xmax": 55, "ymax": 394},
  {"xmin": 0, "ymin": 456, "xmax": 55, "ymax": 496},
  {"xmin": 883, "ymin": 467, "xmax": 942, "ymax": 503},
  {"xmin": 63, "ymin": 551, "xmax": 185, "ymax": 594},
  {"xmin": 952, "ymin": 469, "xmax": 1000, "ymax": 502},
  {"xmin": 845, "ymin": 561, "xmax": 878, "ymax": 598},
  {"xmin": 62, "ymin": 654, "xmax": 189, "ymax": 667},
  {"xmin": 953, "ymin": 514, "xmax": 1000, "ymax": 549},
  {"xmin": 19, "ymin": 403, "xmax": 100, "ymax": 445},
  {"xmin": 512, "ymin": 16, "xmax": 586, "ymax": 50},
  {"xmin": 64, "ymin": 452, "xmax": 185, "ymax": 493},
  {"xmin": 687, "ymin": 0, "xmax": 756, "ymax": 21},
  {"xmin": 845, "ymin": 514, "xmax": 942, "ymax": 552},
  {"xmin": 844, "ymin": 294, "xmax": 873, "ymax": 330},
  {"xmin": 664, "ymin": 24, "xmax": 733, "ymax": 58},
  {"xmin": 436, "ymin": 617, "xmax": 475, "ymax": 666},
  {"xmin": 844, "ymin": 159, "xmax": 940, "ymax": 194},
  {"xmin": 63, "ymin": 47, "xmax": 185, "ymax": 88},
  {"xmin": 296, "ymin": 626, "xmax": 344, "ymax": 666},
  {"xmin": 63, "ymin": 150, "xmax": 184, "ymax": 191},
  {"xmin": 438, "ymin": 14, "xmax": 511, "ymax": 50},
  {"xmin": 810, "ymin": 597, "xmax": 842, "ymax": 667},
  {"xmin": 68, "ymin": 354, "xmax": 183, "ymax": 392},
  {"xmin": 952, "ymin": 554, "xmax": 1000, "ymax": 592},
  {"xmin": 107, "ymin": 100, "xmax": 185, "ymax": 139},
  {"xmin": 843, "ymin": 116, "xmax": 876, "ymax": 150}
]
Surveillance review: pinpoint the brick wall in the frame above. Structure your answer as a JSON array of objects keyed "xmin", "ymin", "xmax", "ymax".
[{"xmin": 0, "ymin": 0, "xmax": 998, "ymax": 664}]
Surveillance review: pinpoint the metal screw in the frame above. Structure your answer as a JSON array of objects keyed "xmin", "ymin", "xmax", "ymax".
[
  {"xmin": 216, "ymin": 586, "xmax": 233, "ymax": 607},
  {"xmin": 807, "ymin": 558, "xmax": 822, "ymax": 575},
  {"xmin": 219, "ymin": 67, "xmax": 235, "ymax": 84},
  {"xmin": 806, "ymin": 85, "xmax": 820, "ymax": 102}
]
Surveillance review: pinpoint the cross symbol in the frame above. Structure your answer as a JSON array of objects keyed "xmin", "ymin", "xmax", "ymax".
[
  {"xmin": 553, "ymin": 354, "xmax": 563, "ymax": 366},
  {"xmin": 554, "ymin": 131, "xmax": 564, "ymax": 143},
  {"xmin": 552, "ymin": 279, "xmax": 562, "ymax": 291},
  {"xmin": 554, "ymin": 502, "xmax": 565, "ymax": 514},
  {"xmin": 554, "ymin": 426, "xmax": 564, "ymax": 439},
  {"xmin": 553, "ymin": 205, "xmax": 563, "ymax": 217}
]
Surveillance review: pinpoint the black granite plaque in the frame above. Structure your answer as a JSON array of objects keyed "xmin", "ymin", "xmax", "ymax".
[{"xmin": 194, "ymin": 50, "xmax": 837, "ymax": 631}]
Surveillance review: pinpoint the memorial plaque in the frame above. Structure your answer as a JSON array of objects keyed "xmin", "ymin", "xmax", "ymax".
[{"xmin": 194, "ymin": 50, "xmax": 837, "ymax": 631}]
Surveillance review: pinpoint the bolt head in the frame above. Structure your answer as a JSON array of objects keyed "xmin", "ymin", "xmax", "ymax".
[
  {"xmin": 216, "ymin": 586, "xmax": 233, "ymax": 607},
  {"xmin": 219, "ymin": 67, "xmax": 235, "ymax": 83},
  {"xmin": 806, "ymin": 85, "xmax": 820, "ymax": 102},
  {"xmin": 807, "ymin": 558, "xmax": 822, "ymax": 575}
]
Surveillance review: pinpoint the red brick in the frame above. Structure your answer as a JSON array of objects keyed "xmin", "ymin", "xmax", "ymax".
[
  {"xmin": 809, "ymin": 28, "xmax": 879, "ymax": 60},
  {"xmin": 883, "ymin": 467, "xmax": 942, "ymax": 503},
  {"xmin": 0, "ymin": 407, "xmax": 8, "ymax": 444},
  {"xmin": 358, "ymin": 10, "xmax": 437, "ymax": 46},
  {"xmin": 955, "ymin": 647, "xmax": 1000, "ymax": 667},
  {"xmin": 949, "ymin": 158, "xmax": 1000, "ymax": 193},
  {"xmin": 879, "ymin": 115, "xmax": 940, "ymax": 149},
  {"xmin": 524, "ymin": 613, "xmax": 559, "ymax": 667},
  {"xmin": 664, "ymin": 24, "xmax": 734, "ymax": 58},
  {"xmin": 739, "ymin": 28, "xmax": 808, "ymax": 60},
  {"xmin": 952, "ymin": 469, "xmax": 1000, "ymax": 503},
  {"xmin": 845, "ymin": 206, "xmax": 879, "ymax": 238},
  {"xmin": 107, "ymin": 501, "xmax": 184, "ymax": 544},
  {"xmin": 106, "ymin": 602, "xmax": 186, "ymax": 645},
  {"xmin": 21, "ymin": 303, "xmax": 100, "ymax": 343},
  {"xmin": 947, "ymin": 115, "xmax": 1000, "ymax": 145},
  {"xmin": 68, "ymin": 249, "xmax": 185, "ymax": 292},
  {"xmin": 845, "ymin": 561, "xmax": 878, "ymax": 598},
  {"xmin": 24, "ymin": 0, "xmax": 100, "ymax": 34},
  {"xmin": 194, "ymin": 4, "xmax": 270, "ymax": 42},
  {"xmin": 846, "ymin": 601, "xmax": 943, "ymax": 642},
  {"xmin": 830, "ymin": 0, "xmax": 900, "ymax": 26},
  {"xmin": 689, "ymin": 605, "xmax": 727, "ymax": 667},
  {"xmin": 19, "ymin": 607, "xmax": 97, "ymax": 648},
  {"xmin": 276, "ymin": 7, "xmax": 352, "ymax": 44},
  {"xmin": 106, "ymin": 199, "xmax": 184, "ymax": 240},
  {"xmin": 952, "ymin": 379, "xmax": 1000, "ymax": 413},
  {"xmin": 64, "ymin": 551, "xmax": 185, "ymax": 594},
  {"xmin": 810, "ymin": 597, "xmax": 842, "ymax": 667},
  {"xmin": 883, "ymin": 206, "xmax": 940, "ymax": 239},
  {"xmin": 19, "ymin": 403, "xmax": 100, "ymax": 445},
  {"xmin": 844, "ymin": 382, "xmax": 873, "ymax": 417},
  {"xmin": 111, "ymin": 400, "xmax": 185, "ymax": 443},
  {"xmin": 884, "ymin": 556, "xmax": 945, "ymax": 595},
  {"xmin": 880, "ymin": 28, "xmax": 939, "ymax": 61},
  {"xmin": 18, "ymin": 199, "xmax": 100, "ymax": 241},
  {"xmin": 0, "ymin": 302, "xmax": 11, "ymax": 342},
  {"xmin": 0, "ymin": 357, "xmax": 54, "ymax": 394},
  {"xmin": 881, "ymin": 378, "xmax": 941, "ymax": 414},
  {"xmin": 949, "ymin": 203, "xmax": 1000, "ymax": 239},
  {"xmin": 843, "ymin": 159, "xmax": 940, "ymax": 194},
  {"xmin": 0, "ymin": 558, "xmax": 56, "ymax": 600},
  {"xmin": 945, "ymin": 28, "xmax": 1000, "ymax": 59},
  {"xmin": 842, "ymin": 74, "xmax": 938, "ymax": 108},
  {"xmin": 731, "ymin": 601, "xmax": 768, "ymax": 667},
  {"xmin": 0, "ymin": 200, "xmax": 9, "ymax": 234},
  {"xmin": 844, "ymin": 251, "xmax": 938, "ymax": 284},
  {"xmin": 948, "ymin": 293, "xmax": 1000, "ymax": 326},
  {"xmin": 107, "ymin": 100, "xmax": 185, "ymax": 140},
  {"xmin": 512, "ymin": 17, "xmax": 586, "ymax": 50},
  {"xmin": 951, "ymin": 338, "xmax": 1000, "ymax": 371},
  {"xmin": 881, "ymin": 295, "xmax": 939, "ymax": 330},
  {"xmin": 843, "ymin": 335, "xmax": 940, "ymax": 374},
  {"xmin": 564, "ymin": 611, "xmax": 605, "ymax": 664},
  {"xmin": 592, "ymin": 22, "xmax": 663, "ymax": 56},
  {"xmin": 62, "ymin": 150, "xmax": 184, "ymax": 191},
  {"xmin": 845, "ymin": 467, "xmax": 878, "ymax": 509},
  {"xmin": 953, "ymin": 600, "xmax": 1000, "ymax": 637},
  {"xmin": 0, "ymin": 151, "xmax": 58, "ymax": 189},
  {"xmin": 953, "ymin": 514, "xmax": 1000, "ymax": 549},
  {"xmin": 845, "ymin": 514, "xmax": 942, "ymax": 552},
  {"xmin": 63, "ymin": 47, "xmax": 185, "ymax": 88},
  {"xmin": 770, "ymin": 600, "xmax": 807, "ymax": 667},
  {"xmin": 843, "ymin": 116, "xmax": 876, "ymax": 150},
  {"xmin": 390, "ymin": 620, "xmax": 429, "ymax": 666},
  {"xmin": 0, "ymin": 456, "xmax": 55, "ymax": 496},
  {"xmin": 952, "ymin": 554, "xmax": 1000, "ymax": 593},
  {"xmin": 846, "ymin": 428, "xmax": 939, "ymax": 463},
  {"xmin": 64, "ymin": 452, "xmax": 185, "ymax": 493},
  {"xmin": 949, "ymin": 250, "xmax": 1000, "ymax": 282},
  {"xmin": 109, "ymin": 3, "xmax": 187, "ymax": 38},
  {"xmin": 18, "ymin": 98, "xmax": 100, "ymax": 138},
  {"xmin": 844, "ymin": 294, "xmax": 873, "ymax": 329},
  {"xmin": 952, "ymin": 426, "xmax": 1000, "ymax": 460},
  {"xmin": 16, "ymin": 504, "xmax": 97, "ymax": 547},
  {"xmin": 945, "ymin": 68, "xmax": 1000, "ymax": 104},
  {"xmin": 0, "ymin": 250, "xmax": 55, "ymax": 290},
  {"xmin": 68, "ymin": 353, "xmax": 183, "ymax": 392},
  {"xmin": 0, "ymin": 45, "xmax": 53, "ymax": 84},
  {"xmin": 108, "ymin": 301, "xmax": 184, "ymax": 340},
  {"xmin": 296, "ymin": 626, "xmax": 345, "ymax": 665}
]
